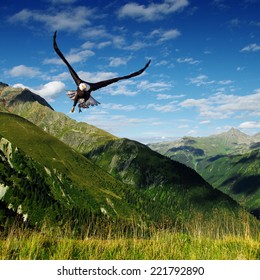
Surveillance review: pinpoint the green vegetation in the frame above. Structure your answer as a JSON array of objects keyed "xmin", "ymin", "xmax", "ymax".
[
  {"xmin": 0, "ymin": 112, "xmax": 139, "ymax": 227},
  {"xmin": 199, "ymin": 150, "xmax": 260, "ymax": 216},
  {"xmin": 1, "ymin": 210, "xmax": 259, "ymax": 260},
  {"xmin": 148, "ymin": 130, "xmax": 260, "ymax": 218},
  {"xmin": 0, "ymin": 86, "xmax": 259, "ymax": 260}
]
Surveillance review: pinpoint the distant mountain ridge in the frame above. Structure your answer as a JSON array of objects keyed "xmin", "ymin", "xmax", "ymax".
[
  {"xmin": 149, "ymin": 128, "xmax": 259, "ymax": 157},
  {"xmin": 0, "ymin": 83, "xmax": 258, "ymax": 231},
  {"xmin": 148, "ymin": 129, "xmax": 260, "ymax": 219}
]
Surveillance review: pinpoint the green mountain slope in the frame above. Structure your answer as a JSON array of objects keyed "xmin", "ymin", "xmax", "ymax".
[
  {"xmin": 0, "ymin": 112, "xmax": 139, "ymax": 228},
  {"xmin": 85, "ymin": 138, "xmax": 241, "ymax": 222},
  {"xmin": 148, "ymin": 131, "xmax": 260, "ymax": 218},
  {"xmin": 199, "ymin": 150, "xmax": 260, "ymax": 218}
]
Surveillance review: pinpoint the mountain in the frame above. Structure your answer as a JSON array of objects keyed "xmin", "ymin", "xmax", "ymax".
[
  {"xmin": 0, "ymin": 112, "xmax": 140, "ymax": 229},
  {"xmin": 0, "ymin": 86, "xmax": 117, "ymax": 153},
  {"xmin": 0, "ymin": 84, "xmax": 258, "ymax": 233},
  {"xmin": 148, "ymin": 130, "xmax": 260, "ymax": 219}
]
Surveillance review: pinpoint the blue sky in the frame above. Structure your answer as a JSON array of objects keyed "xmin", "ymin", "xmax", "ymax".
[{"xmin": 0, "ymin": 0, "xmax": 259, "ymax": 143}]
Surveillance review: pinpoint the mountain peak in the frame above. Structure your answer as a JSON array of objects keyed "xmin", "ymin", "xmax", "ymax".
[
  {"xmin": 227, "ymin": 127, "xmax": 246, "ymax": 136},
  {"xmin": 0, "ymin": 86, "xmax": 53, "ymax": 111},
  {"xmin": 218, "ymin": 127, "xmax": 251, "ymax": 144},
  {"xmin": 227, "ymin": 127, "xmax": 243, "ymax": 134}
]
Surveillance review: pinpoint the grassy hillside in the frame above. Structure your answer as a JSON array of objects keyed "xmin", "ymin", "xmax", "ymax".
[
  {"xmin": 0, "ymin": 112, "xmax": 141, "ymax": 229},
  {"xmin": 199, "ymin": 150, "xmax": 260, "ymax": 217},
  {"xmin": 85, "ymin": 137, "xmax": 247, "ymax": 227},
  {"xmin": 1, "ymin": 224, "xmax": 259, "ymax": 260}
]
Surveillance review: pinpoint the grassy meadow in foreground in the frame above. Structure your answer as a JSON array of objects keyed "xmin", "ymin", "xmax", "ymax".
[{"xmin": 1, "ymin": 211, "xmax": 259, "ymax": 260}]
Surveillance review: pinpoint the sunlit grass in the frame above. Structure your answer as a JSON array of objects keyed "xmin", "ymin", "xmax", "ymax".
[
  {"xmin": 0, "ymin": 228, "xmax": 259, "ymax": 260},
  {"xmin": 1, "ymin": 210, "xmax": 259, "ymax": 260}
]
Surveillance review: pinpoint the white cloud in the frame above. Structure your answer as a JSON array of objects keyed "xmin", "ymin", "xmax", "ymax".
[
  {"xmin": 118, "ymin": 0, "xmax": 189, "ymax": 21},
  {"xmin": 13, "ymin": 81, "xmax": 66, "ymax": 102},
  {"xmin": 218, "ymin": 80, "xmax": 233, "ymax": 85},
  {"xmin": 200, "ymin": 120, "xmax": 211, "ymax": 124},
  {"xmin": 101, "ymin": 103, "xmax": 137, "ymax": 111},
  {"xmin": 51, "ymin": 71, "xmax": 71, "ymax": 81},
  {"xmin": 98, "ymin": 41, "xmax": 112, "ymax": 49},
  {"xmin": 150, "ymin": 28, "xmax": 181, "ymax": 43},
  {"xmin": 109, "ymin": 57, "xmax": 132, "ymax": 67},
  {"xmin": 180, "ymin": 90, "xmax": 260, "ymax": 120},
  {"xmin": 77, "ymin": 71, "xmax": 117, "ymax": 82},
  {"xmin": 44, "ymin": 49, "xmax": 95, "ymax": 65},
  {"xmin": 103, "ymin": 81, "xmax": 138, "ymax": 96},
  {"xmin": 240, "ymin": 43, "xmax": 260, "ymax": 52},
  {"xmin": 159, "ymin": 29, "xmax": 181, "ymax": 42},
  {"xmin": 236, "ymin": 66, "xmax": 245, "ymax": 71},
  {"xmin": 8, "ymin": 6, "xmax": 92, "ymax": 32},
  {"xmin": 123, "ymin": 41, "xmax": 148, "ymax": 51},
  {"xmin": 80, "ymin": 112, "xmax": 150, "ymax": 135},
  {"xmin": 188, "ymin": 74, "xmax": 215, "ymax": 86},
  {"xmin": 81, "ymin": 26, "xmax": 109, "ymax": 39},
  {"xmin": 178, "ymin": 124, "xmax": 189, "ymax": 128},
  {"xmin": 7, "ymin": 65, "xmax": 41, "ymax": 78},
  {"xmin": 155, "ymin": 60, "xmax": 169, "ymax": 66},
  {"xmin": 147, "ymin": 103, "xmax": 177, "ymax": 112},
  {"xmin": 177, "ymin": 57, "xmax": 200, "ymax": 65},
  {"xmin": 157, "ymin": 94, "xmax": 185, "ymax": 99},
  {"xmin": 138, "ymin": 80, "xmax": 173, "ymax": 92},
  {"xmin": 239, "ymin": 121, "xmax": 260, "ymax": 129}
]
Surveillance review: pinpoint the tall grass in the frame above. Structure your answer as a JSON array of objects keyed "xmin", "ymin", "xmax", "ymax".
[{"xmin": 0, "ymin": 210, "xmax": 259, "ymax": 260}]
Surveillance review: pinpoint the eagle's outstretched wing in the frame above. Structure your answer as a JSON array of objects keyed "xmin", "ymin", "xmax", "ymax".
[
  {"xmin": 53, "ymin": 31, "xmax": 83, "ymax": 86},
  {"xmin": 90, "ymin": 60, "xmax": 151, "ymax": 91}
]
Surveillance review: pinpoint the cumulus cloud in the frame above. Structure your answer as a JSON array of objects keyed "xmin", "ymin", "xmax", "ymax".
[
  {"xmin": 7, "ymin": 65, "xmax": 41, "ymax": 78},
  {"xmin": 118, "ymin": 0, "xmax": 189, "ymax": 21},
  {"xmin": 8, "ymin": 6, "xmax": 92, "ymax": 32},
  {"xmin": 13, "ymin": 81, "xmax": 66, "ymax": 102},
  {"xmin": 180, "ymin": 90, "xmax": 260, "ymax": 120},
  {"xmin": 239, "ymin": 121, "xmax": 260, "ymax": 129}
]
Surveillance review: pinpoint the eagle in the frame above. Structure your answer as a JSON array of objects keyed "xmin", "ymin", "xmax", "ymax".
[{"xmin": 53, "ymin": 31, "xmax": 151, "ymax": 112}]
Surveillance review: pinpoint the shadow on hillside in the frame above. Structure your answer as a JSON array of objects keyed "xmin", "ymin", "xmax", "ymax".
[
  {"xmin": 236, "ymin": 150, "xmax": 260, "ymax": 164},
  {"xmin": 225, "ymin": 175, "xmax": 260, "ymax": 195}
]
